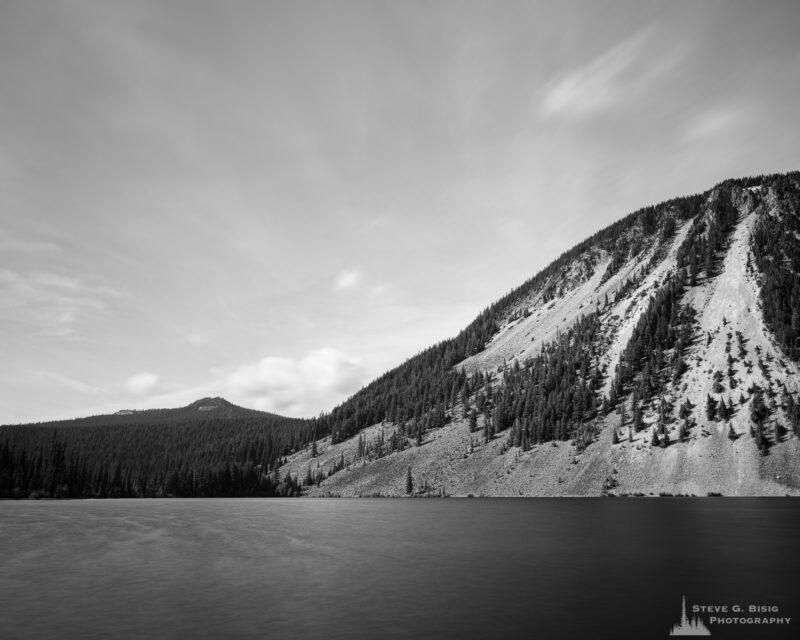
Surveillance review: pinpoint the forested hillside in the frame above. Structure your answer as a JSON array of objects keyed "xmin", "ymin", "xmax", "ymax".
[
  {"xmin": 0, "ymin": 398, "xmax": 310, "ymax": 498},
  {"xmin": 313, "ymin": 191, "xmax": 709, "ymax": 446},
  {"xmin": 288, "ymin": 171, "xmax": 800, "ymax": 496},
  {"xmin": 313, "ymin": 174, "xmax": 793, "ymax": 446}
]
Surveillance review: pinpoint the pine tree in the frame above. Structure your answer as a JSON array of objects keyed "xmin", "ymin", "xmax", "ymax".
[
  {"xmin": 754, "ymin": 421, "xmax": 768, "ymax": 455},
  {"xmin": 706, "ymin": 394, "xmax": 717, "ymax": 421},
  {"xmin": 405, "ymin": 466, "xmax": 413, "ymax": 495},
  {"xmin": 678, "ymin": 419, "xmax": 687, "ymax": 442},
  {"xmin": 632, "ymin": 403, "xmax": 643, "ymax": 432},
  {"xmin": 650, "ymin": 429, "xmax": 660, "ymax": 447},
  {"xmin": 750, "ymin": 388, "xmax": 768, "ymax": 425},
  {"xmin": 717, "ymin": 397, "xmax": 729, "ymax": 421},
  {"xmin": 611, "ymin": 429, "xmax": 619, "ymax": 445}
]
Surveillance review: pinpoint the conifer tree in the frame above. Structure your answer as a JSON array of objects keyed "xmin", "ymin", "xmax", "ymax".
[
  {"xmin": 706, "ymin": 394, "xmax": 717, "ymax": 421},
  {"xmin": 717, "ymin": 397, "xmax": 729, "ymax": 421},
  {"xmin": 678, "ymin": 419, "xmax": 687, "ymax": 442},
  {"xmin": 754, "ymin": 421, "xmax": 768, "ymax": 455},
  {"xmin": 633, "ymin": 403, "xmax": 643, "ymax": 432},
  {"xmin": 750, "ymin": 389, "xmax": 768, "ymax": 424}
]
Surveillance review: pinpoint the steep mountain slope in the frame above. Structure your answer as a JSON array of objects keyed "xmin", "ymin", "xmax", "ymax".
[{"xmin": 285, "ymin": 172, "xmax": 800, "ymax": 496}]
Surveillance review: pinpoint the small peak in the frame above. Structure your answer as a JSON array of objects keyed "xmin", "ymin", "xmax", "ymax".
[{"xmin": 188, "ymin": 396, "xmax": 232, "ymax": 411}]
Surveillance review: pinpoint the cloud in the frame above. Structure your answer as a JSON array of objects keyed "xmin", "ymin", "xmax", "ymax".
[
  {"xmin": 334, "ymin": 267, "xmax": 363, "ymax": 291},
  {"xmin": 36, "ymin": 371, "xmax": 102, "ymax": 394},
  {"xmin": 0, "ymin": 230, "xmax": 59, "ymax": 254},
  {"xmin": 539, "ymin": 30, "xmax": 679, "ymax": 120},
  {"xmin": 681, "ymin": 106, "xmax": 747, "ymax": 143},
  {"xmin": 224, "ymin": 348, "xmax": 366, "ymax": 416},
  {"xmin": 185, "ymin": 332, "xmax": 209, "ymax": 346},
  {"xmin": 0, "ymin": 268, "xmax": 122, "ymax": 338},
  {"xmin": 125, "ymin": 372, "xmax": 161, "ymax": 395},
  {"xmin": 370, "ymin": 283, "xmax": 389, "ymax": 297}
]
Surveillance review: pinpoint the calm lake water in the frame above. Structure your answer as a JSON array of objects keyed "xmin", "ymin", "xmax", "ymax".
[{"xmin": 1, "ymin": 498, "xmax": 798, "ymax": 640}]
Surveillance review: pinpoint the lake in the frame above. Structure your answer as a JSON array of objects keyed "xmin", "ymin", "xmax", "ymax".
[{"xmin": 1, "ymin": 498, "xmax": 798, "ymax": 639}]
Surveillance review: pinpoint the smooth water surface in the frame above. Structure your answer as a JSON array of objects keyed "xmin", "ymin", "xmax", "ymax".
[{"xmin": 1, "ymin": 498, "xmax": 798, "ymax": 639}]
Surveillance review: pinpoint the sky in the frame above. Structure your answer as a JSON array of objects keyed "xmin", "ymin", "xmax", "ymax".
[{"xmin": 2, "ymin": 0, "xmax": 799, "ymax": 423}]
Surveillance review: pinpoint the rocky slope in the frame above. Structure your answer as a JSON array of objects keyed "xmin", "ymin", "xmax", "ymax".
[{"xmin": 283, "ymin": 173, "xmax": 800, "ymax": 496}]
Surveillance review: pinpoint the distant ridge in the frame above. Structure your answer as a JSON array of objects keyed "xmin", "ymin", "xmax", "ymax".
[
  {"xmin": 6, "ymin": 396, "xmax": 278, "ymax": 429},
  {"xmin": 1, "ymin": 396, "xmax": 311, "ymax": 498}
]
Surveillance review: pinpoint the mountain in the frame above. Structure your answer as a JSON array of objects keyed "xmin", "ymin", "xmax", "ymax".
[
  {"xmin": 4, "ymin": 172, "xmax": 800, "ymax": 499},
  {"xmin": 40, "ymin": 396, "xmax": 278, "ymax": 426},
  {"xmin": 283, "ymin": 171, "xmax": 800, "ymax": 496},
  {"xmin": 0, "ymin": 398, "xmax": 311, "ymax": 498}
]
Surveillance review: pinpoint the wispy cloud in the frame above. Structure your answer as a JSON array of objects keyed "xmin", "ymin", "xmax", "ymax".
[
  {"xmin": 185, "ymin": 332, "xmax": 209, "ymax": 346},
  {"xmin": 539, "ymin": 30, "xmax": 680, "ymax": 120},
  {"xmin": 0, "ymin": 268, "xmax": 122, "ymax": 338},
  {"xmin": 125, "ymin": 371, "xmax": 161, "ymax": 395},
  {"xmin": 224, "ymin": 347, "xmax": 366, "ymax": 416},
  {"xmin": 36, "ymin": 370, "xmax": 102, "ymax": 394},
  {"xmin": 369, "ymin": 283, "xmax": 389, "ymax": 297},
  {"xmin": 681, "ymin": 105, "xmax": 747, "ymax": 143},
  {"xmin": 0, "ymin": 229, "xmax": 59, "ymax": 254},
  {"xmin": 334, "ymin": 267, "xmax": 363, "ymax": 292}
]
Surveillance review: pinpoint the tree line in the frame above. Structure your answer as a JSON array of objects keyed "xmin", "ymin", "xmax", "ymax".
[{"xmin": 0, "ymin": 403, "xmax": 309, "ymax": 499}]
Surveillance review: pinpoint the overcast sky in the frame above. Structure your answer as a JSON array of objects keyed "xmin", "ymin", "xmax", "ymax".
[{"xmin": 2, "ymin": 0, "xmax": 799, "ymax": 423}]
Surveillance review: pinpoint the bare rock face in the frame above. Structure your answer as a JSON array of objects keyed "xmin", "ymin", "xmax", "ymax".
[{"xmin": 283, "ymin": 172, "xmax": 800, "ymax": 496}]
